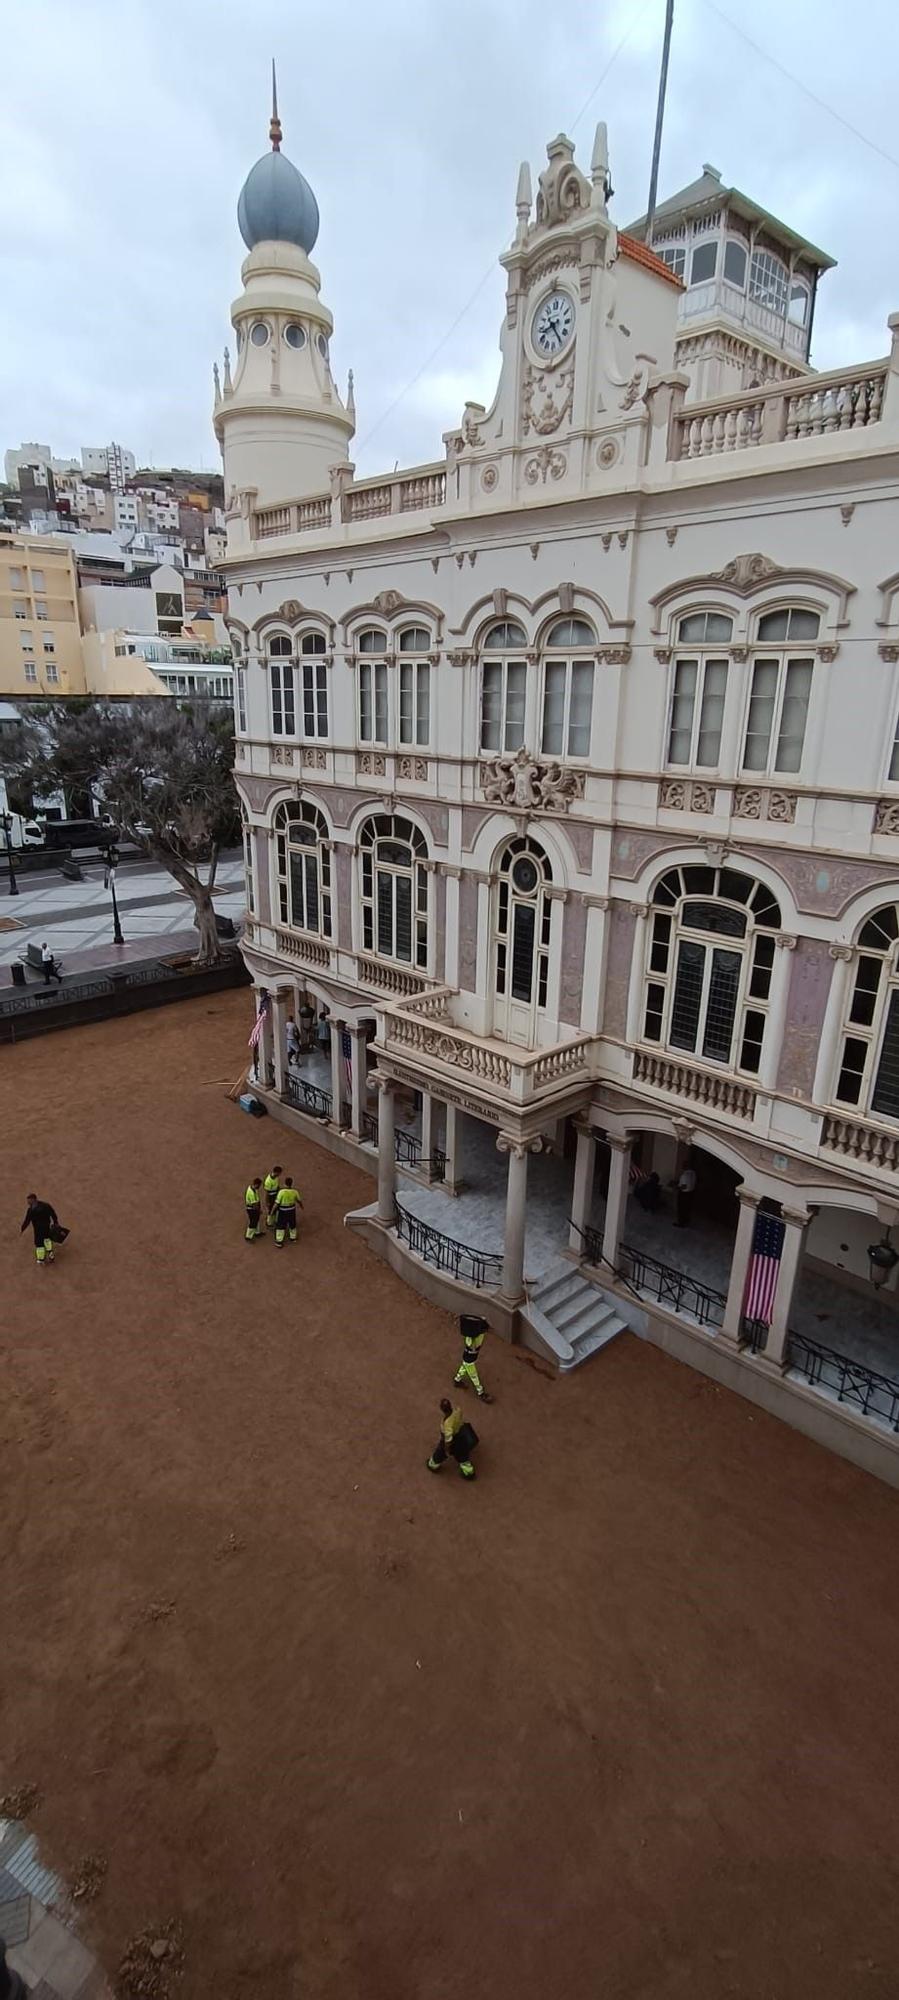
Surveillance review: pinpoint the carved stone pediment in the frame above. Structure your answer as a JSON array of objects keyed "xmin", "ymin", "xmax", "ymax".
[
  {"xmin": 479, "ymin": 746, "xmax": 585, "ymax": 814},
  {"xmin": 716, "ymin": 554, "xmax": 780, "ymax": 591}
]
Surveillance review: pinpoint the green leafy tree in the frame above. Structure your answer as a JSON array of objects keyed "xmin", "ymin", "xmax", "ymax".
[{"xmin": 30, "ymin": 700, "xmax": 240, "ymax": 963}]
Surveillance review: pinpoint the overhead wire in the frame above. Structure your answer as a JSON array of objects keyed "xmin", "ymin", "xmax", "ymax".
[
  {"xmin": 354, "ymin": 0, "xmax": 655, "ymax": 457},
  {"xmin": 701, "ymin": 0, "xmax": 899, "ymax": 175}
]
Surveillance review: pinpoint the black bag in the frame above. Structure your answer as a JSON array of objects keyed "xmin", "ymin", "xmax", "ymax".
[
  {"xmin": 48, "ymin": 1223, "xmax": 69, "ymax": 1244},
  {"xmin": 454, "ymin": 1421, "xmax": 479, "ymax": 1459}
]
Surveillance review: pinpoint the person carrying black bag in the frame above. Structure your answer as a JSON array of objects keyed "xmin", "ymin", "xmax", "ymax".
[
  {"xmin": 20, "ymin": 1192, "xmax": 69, "ymax": 1269},
  {"xmin": 427, "ymin": 1398, "xmax": 479, "ymax": 1481}
]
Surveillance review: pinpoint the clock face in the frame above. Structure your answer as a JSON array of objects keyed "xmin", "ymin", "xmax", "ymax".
[{"xmin": 532, "ymin": 290, "xmax": 575, "ymax": 359}]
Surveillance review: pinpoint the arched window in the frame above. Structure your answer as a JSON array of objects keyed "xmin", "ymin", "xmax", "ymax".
[
  {"xmin": 690, "ymin": 239, "xmax": 718, "ymax": 286},
  {"xmin": 274, "ymin": 801, "xmax": 332, "ymax": 937},
  {"xmin": 788, "ymin": 283, "xmax": 809, "ymax": 328},
  {"xmin": 299, "ymin": 630, "xmax": 328, "ymax": 739},
  {"xmin": 643, "ymin": 865, "xmax": 781, "ymax": 1074},
  {"xmin": 480, "ymin": 620, "xmax": 527, "ymax": 753},
  {"xmin": 749, "ymin": 248, "xmax": 788, "ymax": 315},
  {"xmin": 667, "ymin": 611, "xmax": 732, "ymax": 768},
  {"xmin": 359, "ymin": 814, "xmax": 428, "ymax": 967},
  {"xmin": 835, "ymin": 905, "xmax": 899, "ymax": 1119},
  {"xmin": 398, "ymin": 626, "xmax": 431, "ymax": 747},
  {"xmin": 742, "ymin": 608, "xmax": 819, "ymax": 775},
  {"xmin": 357, "ymin": 628, "xmax": 388, "ymax": 744},
  {"xmin": 494, "ymin": 836, "xmax": 553, "ymax": 1038},
  {"xmin": 541, "ymin": 617, "xmax": 595, "ymax": 759},
  {"xmin": 267, "ymin": 633, "xmax": 295, "ymax": 737},
  {"xmin": 723, "ymin": 240, "xmax": 747, "ymax": 289}
]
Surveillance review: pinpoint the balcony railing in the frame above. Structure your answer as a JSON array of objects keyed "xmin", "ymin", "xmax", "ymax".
[
  {"xmin": 275, "ymin": 929, "xmax": 333, "ymax": 970},
  {"xmin": 380, "ymin": 992, "xmax": 596, "ymax": 1106},
  {"xmin": 786, "ymin": 1330, "xmax": 899, "ymax": 1433},
  {"xmin": 672, "ymin": 359, "xmax": 888, "ymax": 462},
  {"xmin": 356, "ymin": 955, "xmax": 434, "ymax": 998},
  {"xmin": 251, "ymin": 463, "xmax": 447, "ymax": 543},
  {"xmin": 286, "ymin": 1074, "xmax": 332, "ymax": 1119},
  {"xmin": 820, "ymin": 1111, "xmax": 899, "ymax": 1173},
  {"xmin": 394, "ymin": 1200, "xmax": 502, "ymax": 1289},
  {"xmin": 632, "ymin": 1048, "xmax": 757, "ymax": 1120}
]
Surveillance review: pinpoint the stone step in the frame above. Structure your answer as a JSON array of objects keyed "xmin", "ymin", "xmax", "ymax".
[
  {"xmin": 523, "ymin": 1259, "xmax": 627, "ymax": 1373},
  {"xmin": 530, "ymin": 1268, "xmax": 585, "ymax": 1311},
  {"xmin": 554, "ymin": 1295, "xmax": 619, "ymax": 1337}
]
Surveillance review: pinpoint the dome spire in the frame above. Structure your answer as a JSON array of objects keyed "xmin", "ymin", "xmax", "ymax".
[{"xmin": 270, "ymin": 58, "xmax": 282, "ymax": 152}]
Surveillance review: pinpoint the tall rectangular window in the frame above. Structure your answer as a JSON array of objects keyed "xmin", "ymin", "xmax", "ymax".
[
  {"xmin": 270, "ymin": 661, "xmax": 296, "ymax": 737},
  {"xmin": 236, "ymin": 667, "xmax": 247, "ymax": 733},
  {"xmin": 667, "ymin": 657, "xmax": 727, "ymax": 767},
  {"xmin": 45, "ymin": 662, "xmax": 59, "ymax": 684},
  {"xmin": 300, "ymin": 633, "xmax": 329, "ymax": 739},
  {"xmin": 31, "ymin": 568, "xmax": 46, "ymax": 591},
  {"xmin": 399, "ymin": 661, "xmax": 430, "ymax": 745},
  {"xmin": 481, "ymin": 659, "xmax": 526, "ymax": 752},
  {"xmin": 24, "ymin": 661, "xmax": 37, "ymax": 683},
  {"xmin": 541, "ymin": 659, "xmax": 594, "ymax": 758},
  {"xmin": 743, "ymin": 656, "xmax": 812, "ymax": 774},
  {"xmin": 359, "ymin": 661, "xmax": 388, "ymax": 743}
]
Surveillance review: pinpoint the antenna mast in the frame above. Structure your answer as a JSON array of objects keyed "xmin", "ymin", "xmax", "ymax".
[{"xmin": 645, "ymin": 0, "xmax": 674, "ymax": 246}]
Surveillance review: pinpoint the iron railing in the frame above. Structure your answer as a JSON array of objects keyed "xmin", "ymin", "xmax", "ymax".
[
  {"xmin": 741, "ymin": 1317, "xmax": 770, "ymax": 1354},
  {"xmin": 785, "ymin": 1330, "xmax": 899, "ymax": 1432},
  {"xmin": 360, "ymin": 1113, "xmax": 446, "ymax": 1179},
  {"xmin": 286, "ymin": 1074, "xmax": 332, "ymax": 1119},
  {"xmin": 394, "ymin": 1201, "xmax": 503, "ymax": 1289},
  {"xmin": 618, "ymin": 1242, "xmax": 728, "ymax": 1330},
  {"xmin": 362, "ymin": 1110, "xmax": 379, "ymax": 1145},
  {"xmin": 1, "ymin": 963, "xmax": 167, "ymax": 1016}
]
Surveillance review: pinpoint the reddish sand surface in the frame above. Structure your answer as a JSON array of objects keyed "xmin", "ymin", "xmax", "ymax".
[{"xmin": 3, "ymin": 990, "xmax": 899, "ymax": 1999}]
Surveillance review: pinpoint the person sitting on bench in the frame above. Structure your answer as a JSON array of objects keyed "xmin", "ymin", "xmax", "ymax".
[{"xmin": 40, "ymin": 941, "xmax": 63, "ymax": 985}]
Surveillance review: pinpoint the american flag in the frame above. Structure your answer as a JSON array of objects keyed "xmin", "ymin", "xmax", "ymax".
[
  {"xmin": 341, "ymin": 1028, "xmax": 353, "ymax": 1096},
  {"xmin": 248, "ymin": 990, "xmax": 270, "ymax": 1050},
  {"xmin": 744, "ymin": 1210, "xmax": 786, "ymax": 1324}
]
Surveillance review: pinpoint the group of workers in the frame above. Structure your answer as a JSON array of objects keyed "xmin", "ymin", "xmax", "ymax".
[
  {"xmin": 244, "ymin": 1166, "xmax": 303, "ymax": 1245},
  {"xmin": 426, "ymin": 1314, "xmax": 494, "ymax": 1483}
]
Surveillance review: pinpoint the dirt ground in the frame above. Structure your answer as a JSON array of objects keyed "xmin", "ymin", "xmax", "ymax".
[{"xmin": 3, "ymin": 990, "xmax": 899, "ymax": 2000}]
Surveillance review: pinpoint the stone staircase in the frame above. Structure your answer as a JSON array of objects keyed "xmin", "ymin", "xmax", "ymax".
[{"xmin": 522, "ymin": 1260, "xmax": 627, "ymax": 1372}]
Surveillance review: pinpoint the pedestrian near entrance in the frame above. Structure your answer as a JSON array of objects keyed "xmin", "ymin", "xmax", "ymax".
[
  {"xmin": 675, "ymin": 1158, "xmax": 697, "ymax": 1228},
  {"xmin": 245, "ymin": 1177, "xmax": 264, "ymax": 1240},
  {"xmin": 274, "ymin": 1175, "xmax": 303, "ymax": 1244},
  {"xmin": 286, "ymin": 1014, "xmax": 301, "ymax": 1068},
  {"xmin": 40, "ymin": 941, "xmax": 62, "ymax": 985},
  {"xmin": 316, "ymin": 1007, "xmax": 330, "ymax": 1054},
  {"xmin": 427, "ymin": 1399, "xmax": 478, "ymax": 1481},
  {"xmin": 264, "ymin": 1166, "xmax": 282, "ymax": 1228},
  {"xmin": 454, "ymin": 1313, "xmax": 493, "ymax": 1402},
  {"xmin": 20, "ymin": 1192, "xmax": 63, "ymax": 1267}
]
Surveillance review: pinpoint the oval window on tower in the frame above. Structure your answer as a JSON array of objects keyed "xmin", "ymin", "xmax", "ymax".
[
  {"xmin": 316, "ymin": 331, "xmax": 328, "ymax": 359},
  {"xmin": 284, "ymin": 322, "xmax": 307, "ymax": 349},
  {"xmin": 250, "ymin": 321, "xmax": 270, "ymax": 346}
]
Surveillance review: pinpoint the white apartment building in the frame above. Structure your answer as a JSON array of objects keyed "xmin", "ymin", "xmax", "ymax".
[{"xmin": 216, "ymin": 106, "xmax": 899, "ymax": 1485}]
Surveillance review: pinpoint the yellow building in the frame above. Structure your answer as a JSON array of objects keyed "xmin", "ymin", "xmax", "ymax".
[{"xmin": 0, "ymin": 531, "xmax": 86, "ymax": 695}]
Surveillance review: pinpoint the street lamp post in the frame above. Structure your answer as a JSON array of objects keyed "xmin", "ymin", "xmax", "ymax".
[
  {"xmin": 103, "ymin": 842, "xmax": 124, "ymax": 946},
  {"xmin": 1, "ymin": 813, "xmax": 19, "ymax": 897}
]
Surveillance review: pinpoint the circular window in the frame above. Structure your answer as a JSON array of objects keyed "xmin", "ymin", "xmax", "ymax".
[
  {"xmin": 284, "ymin": 322, "xmax": 306, "ymax": 349},
  {"xmin": 512, "ymin": 857, "xmax": 539, "ymax": 895},
  {"xmin": 250, "ymin": 321, "xmax": 270, "ymax": 347},
  {"xmin": 316, "ymin": 331, "xmax": 328, "ymax": 359}
]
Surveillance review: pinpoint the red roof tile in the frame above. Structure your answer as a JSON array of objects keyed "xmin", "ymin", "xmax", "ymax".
[{"xmin": 618, "ymin": 232, "xmax": 684, "ymax": 288}]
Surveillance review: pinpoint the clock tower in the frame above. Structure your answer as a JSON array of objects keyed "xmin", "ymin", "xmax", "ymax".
[
  {"xmin": 444, "ymin": 128, "xmax": 681, "ymax": 502},
  {"xmin": 213, "ymin": 75, "xmax": 354, "ymax": 548}
]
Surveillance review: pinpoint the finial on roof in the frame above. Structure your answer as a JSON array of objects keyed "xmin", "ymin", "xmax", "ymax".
[
  {"xmin": 590, "ymin": 121, "xmax": 612, "ymax": 211},
  {"xmin": 270, "ymin": 59, "xmax": 282, "ymax": 151},
  {"xmin": 213, "ymin": 360, "xmax": 221, "ymax": 403},
  {"xmin": 515, "ymin": 160, "xmax": 532, "ymax": 242},
  {"xmin": 223, "ymin": 345, "xmax": 232, "ymax": 392},
  {"xmin": 347, "ymin": 369, "xmax": 355, "ymax": 419}
]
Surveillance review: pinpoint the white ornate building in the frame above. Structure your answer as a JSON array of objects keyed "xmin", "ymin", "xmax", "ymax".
[{"xmin": 216, "ymin": 100, "xmax": 899, "ymax": 1485}]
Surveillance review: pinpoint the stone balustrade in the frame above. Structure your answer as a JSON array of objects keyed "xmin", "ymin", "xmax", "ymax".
[
  {"xmin": 632, "ymin": 1047, "xmax": 757, "ymax": 1120},
  {"xmin": 251, "ymin": 462, "xmax": 447, "ymax": 543},
  {"xmin": 355, "ymin": 954, "xmax": 433, "ymax": 997},
  {"xmin": 820, "ymin": 1111, "xmax": 899, "ymax": 1173},
  {"xmin": 275, "ymin": 928, "xmax": 332, "ymax": 968},
  {"xmin": 380, "ymin": 990, "xmax": 595, "ymax": 1105},
  {"xmin": 671, "ymin": 360, "xmax": 889, "ymax": 462}
]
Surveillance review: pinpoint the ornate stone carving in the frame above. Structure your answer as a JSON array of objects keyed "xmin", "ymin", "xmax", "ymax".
[
  {"xmin": 397, "ymin": 756, "xmax": 429, "ymax": 782},
  {"xmin": 734, "ymin": 788, "xmax": 762, "ymax": 819},
  {"xmin": 617, "ymin": 532, "xmax": 628, "ymax": 550},
  {"xmin": 374, "ymin": 590, "xmax": 404, "ymax": 615},
  {"xmin": 879, "ymin": 644, "xmax": 899, "ymax": 662},
  {"xmin": 534, "ymin": 135, "xmax": 589, "ymax": 229},
  {"xmin": 620, "ymin": 370, "xmax": 645, "ymax": 411},
  {"xmin": 271, "ymin": 746, "xmax": 295, "ymax": 767},
  {"xmin": 278, "ymin": 599, "xmax": 304, "ymax": 621},
  {"xmin": 526, "ymin": 251, "xmax": 576, "ymax": 289},
  {"xmin": 479, "ymin": 747, "xmax": 585, "ymax": 813},
  {"xmin": 665, "ymin": 527, "xmax": 678, "ymax": 547},
  {"xmin": 775, "ymin": 933, "xmax": 798, "ymax": 950},
  {"xmin": 817, "ymin": 644, "xmax": 839, "ymax": 663},
  {"xmin": 659, "ymin": 779, "xmax": 714, "ymax": 814},
  {"xmin": 597, "ymin": 438, "xmax": 620, "ymax": 469},
  {"xmin": 481, "ymin": 465, "xmax": 499, "ymax": 492},
  {"xmin": 447, "ymin": 648, "xmax": 473, "ymax": 668},
  {"xmin": 521, "ymin": 365, "xmax": 574, "ymax": 438},
  {"xmin": 717, "ymin": 553, "xmax": 780, "ymax": 590},
  {"xmin": 357, "ymin": 752, "xmax": 386, "ymax": 777},
  {"xmin": 768, "ymin": 790, "xmax": 797, "ymax": 822},
  {"xmin": 730, "ymin": 646, "xmax": 750, "ymax": 662},
  {"xmin": 690, "ymin": 782, "xmax": 715, "ymax": 814},
  {"xmin": 496, "ymin": 1132, "xmax": 545, "ymax": 1160},
  {"xmin": 874, "ymin": 799, "xmax": 899, "ymax": 834},
  {"xmin": 597, "ymin": 645, "xmax": 632, "ymax": 665},
  {"xmin": 654, "ymin": 647, "xmax": 672, "ymax": 664},
  {"xmin": 302, "ymin": 747, "xmax": 327, "ymax": 769},
  {"xmin": 829, "ymin": 943, "xmax": 853, "ymax": 960},
  {"xmin": 840, "ymin": 503, "xmax": 856, "ymax": 525},
  {"xmin": 524, "ymin": 446, "xmax": 566, "ymax": 484}
]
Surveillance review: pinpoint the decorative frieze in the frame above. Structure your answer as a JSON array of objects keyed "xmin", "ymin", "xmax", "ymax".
[
  {"xmin": 874, "ymin": 799, "xmax": 899, "ymax": 834},
  {"xmin": 357, "ymin": 752, "xmax": 387, "ymax": 777},
  {"xmin": 479, "ymin": 748, "xmax": 586, "ymax": 812},
  {"xmin": 734, "ymin": 787, "xmax": 797, "ymax": 823},
  {"xmin": 524, "ymin": 446, "xmax": 567, "ymax": 484},
  {"xmin": 397, "ymin": 756, "xmax": 430, "ymax": 782},
  {"xmin": 302, "ymin": 747, "xmax": 327, "ymax": 769},
  {"xmin": 271, "ymin": 746, "xmax": 296, "ymax": 767},
  {"xmin": 879, "ymin": 644, "xmax": 899, "ymax": 662},
  {"xmin": 658, "ymin": 778, "xmax": 715, "ymax": 814}
]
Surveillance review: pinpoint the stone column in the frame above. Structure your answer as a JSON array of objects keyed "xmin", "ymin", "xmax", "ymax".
[
  {"xmin": 330, "ymin": 1017, "xmax": 345, "ymax": 1126},
  {"xmin": 569, "ymin": 1121, "xmax": 596, "ymax": 1253},
  {"xmin": 497, "ymin": 1135, "xmax": 539, "ymax": 1304},
  {"xmin": 763, "ymin": 1207, "xmax": 811, "ymax": 1368},
  {"xmin": 377, "ymin": 1080, "xmax": 396, "ymax": 1223},
  {"xmin": 271, "ymin": 990, "xmax": 288, "ymax": 1096},
  {"xmin": 350, "ymin": 1026, "xmax": 367, "ymax": 1138},
  {"xmin": 601, "ymin": 1135, "xmax": 632, "ymax": 1271},
  {"xmin": 420, "ymin": 1091, "xmax": 434, "ymax": 1177},
  {"xmin": 721, "ymin": 1187, "xmax": 760, "ymax": 1342},
  {"xmin": 442, "ymin": 1103, "xmax": 461, "ymax": 1192},
  {"xmin": 252, "ymin": 988, "xmax": 274, "ymax": 1090}
]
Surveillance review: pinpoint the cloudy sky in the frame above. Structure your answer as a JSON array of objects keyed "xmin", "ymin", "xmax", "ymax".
[{"xmin": 1, "ymin": 0, "xmax": 896, "ymax": 479}]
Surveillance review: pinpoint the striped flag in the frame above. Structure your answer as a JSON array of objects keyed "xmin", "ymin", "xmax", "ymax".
[
  {"xmin": 744, "ymin": 1210, "xmax": 786, "ymax": 1325},
  {"xmin": 248, "ymin": 990, "xmax": 270, "ymax": 1050},
  {"xmin": 341, "ymin": 1027, "xmax": 353, "ymax": 1096}
]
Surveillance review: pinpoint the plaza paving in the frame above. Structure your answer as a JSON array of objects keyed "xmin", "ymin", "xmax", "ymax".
[
  {"xmin": 0, "ymin": 850, "xmax": 245, "ymax": 980},
  {"xmin": 3, "ymin": 989, "xmax": 899, "ymax": 1998}
]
